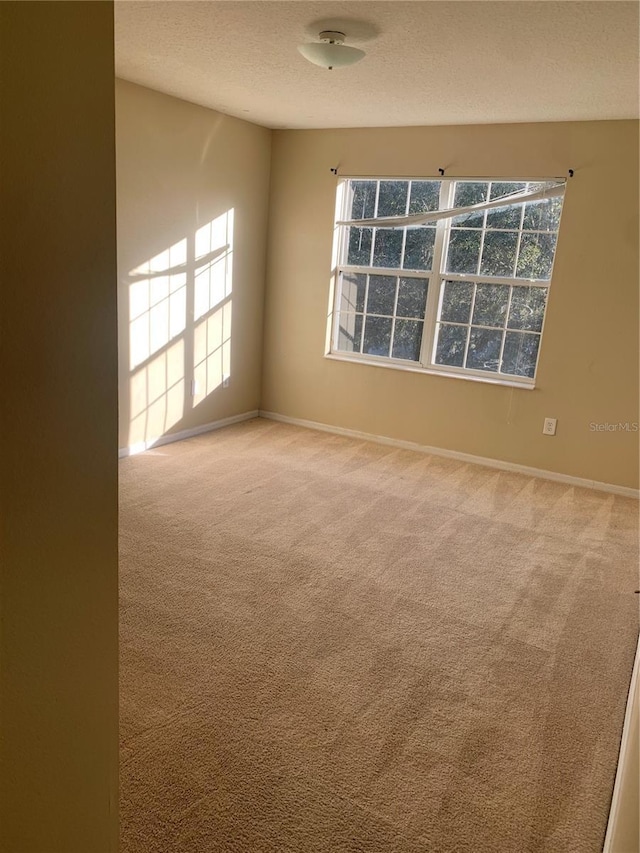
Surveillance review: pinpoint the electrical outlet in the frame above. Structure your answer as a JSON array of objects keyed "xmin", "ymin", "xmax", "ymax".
[
  {"xmin": 543, "ymin": 417, "xmax": 557, "ymax": 436},
  {"xmin": 191, "ymin": 379, "xmax": 199, "ymax": 397},
  {"xmin": 222, "ymin": 375, "xmax": 230, "ymax": 389}
]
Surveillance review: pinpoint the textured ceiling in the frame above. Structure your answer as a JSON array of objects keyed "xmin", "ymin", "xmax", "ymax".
[{"xmin": 115, "ymin": 1, "xmax": 639, "ymax": 129}]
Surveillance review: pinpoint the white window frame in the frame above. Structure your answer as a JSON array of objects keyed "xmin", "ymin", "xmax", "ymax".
[{"xmin": 327, "ymin": 176, "xmax": 565, "ymax": 389}]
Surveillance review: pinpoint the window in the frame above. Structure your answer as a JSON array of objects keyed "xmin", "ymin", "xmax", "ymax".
[{"xmin": 330, "ymin": 177, "xmax": 565, "ymax": 385}]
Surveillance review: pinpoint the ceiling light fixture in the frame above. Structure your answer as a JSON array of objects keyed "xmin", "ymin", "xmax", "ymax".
[{"xmin": 297, "ymin": 31, "xmax": 365, "ymax": 71}]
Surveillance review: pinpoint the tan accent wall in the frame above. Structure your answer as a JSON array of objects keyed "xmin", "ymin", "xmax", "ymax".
[
  {"xmin": 0, "ymin": 2, "xmax": 119, "ymax": 850},
  {"xmin": 263, "ymin": 121, "xmax": 639, "ymax": 489},
  {"xmin": 116, "ymin": 80, "xmax": 271, "ymax": 451}
]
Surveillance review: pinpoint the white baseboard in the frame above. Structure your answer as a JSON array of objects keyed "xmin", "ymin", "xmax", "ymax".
[
  {"xmin": 603, "ymin": 634, "xmax": 640, "ymax": 853},
  {"xmin": 118, "ymin": 410, "xmax": 259, "ymax": 458},
  {"xmin": 258, "ymin": 411, "xmax": 639, "ymax": 499}
]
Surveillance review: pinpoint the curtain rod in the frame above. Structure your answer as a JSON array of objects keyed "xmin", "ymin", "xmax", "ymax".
[{"xmin": 329, "ymin": 170, "xmax": 572, "ymax": 181}]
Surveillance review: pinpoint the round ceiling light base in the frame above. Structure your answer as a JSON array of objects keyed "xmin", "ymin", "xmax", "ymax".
[
  {"xmin": 298, "ymin": 30, "xmax": 366, "ymax": 70},
  {"xmin": 319, "ymin": 31, "xmax": 346, "ymax": 44}
]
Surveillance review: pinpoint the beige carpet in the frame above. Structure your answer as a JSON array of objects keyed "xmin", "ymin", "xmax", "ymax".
[{"xmin": 119, "ymin": 418, "xmax": 639, "ymax": 853}]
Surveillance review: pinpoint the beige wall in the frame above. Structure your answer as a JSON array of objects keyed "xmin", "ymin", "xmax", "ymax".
[
  {"xmin": 116, "ymin": 80, "xmax": 271, "ymax": 451},
  {"xmin": 263, "ymin": 121, "xmax": 639, "ymax": 489},
  {"xmin": 606, "ymin": 653, "xmax": 639, "ymax": 852},
  {"xmin": 0, "ymin": 2, "xmax": 119, "ymax": 851}
]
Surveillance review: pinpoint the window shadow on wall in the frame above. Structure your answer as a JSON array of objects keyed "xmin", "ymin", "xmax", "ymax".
[{"xmin": 124, "ymin": 209, "xmax": 234, "ymax": 454}]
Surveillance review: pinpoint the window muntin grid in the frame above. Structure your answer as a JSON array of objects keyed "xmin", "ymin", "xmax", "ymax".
[{"xmin": 332, "ymin": 177, "xmax": 564, "ymax": 384}]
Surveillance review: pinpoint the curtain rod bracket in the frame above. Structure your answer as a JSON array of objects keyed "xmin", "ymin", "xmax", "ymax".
[
  {"xmin": 330, "ymin": 166, "xmax": 338, "ymax": 175},
  {"xmin": 438, "ymin": 168, "xmax": 445, "ymax": 176},
  {"xmin": 568, "ymin": 169, "xmax": 574, "ymax": 178}
]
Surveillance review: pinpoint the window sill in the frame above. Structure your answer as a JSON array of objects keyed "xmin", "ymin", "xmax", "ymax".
[{"xmin": 324, "ymin": 352, "xmax": 536, "ymax": 390}]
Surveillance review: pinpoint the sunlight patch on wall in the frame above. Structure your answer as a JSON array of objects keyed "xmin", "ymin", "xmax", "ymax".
[
  {"xmin": 194, "ymin": 209, "xmax": 234, "ymax": 321},
  {"xmin": 129, "ymin": 340, "xmax": 185, "ymax": 452},
  {"xmin": 129, "ymin": 239, "xmax": 187, "ymax": 370},
  {"xmin": 127, "ymin": 237, "xmax": 188, "ymax": 452},
  {"xmin": 193, "ymin": 209, "xmax": 234, "ymax": 405},
  {"xmin": 193, "ymin": 301, "xmax": 232, "ymax": 405},
  {"xmin": 124, "ymin": 211, "xmax": 235, "ymax": 452}
]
